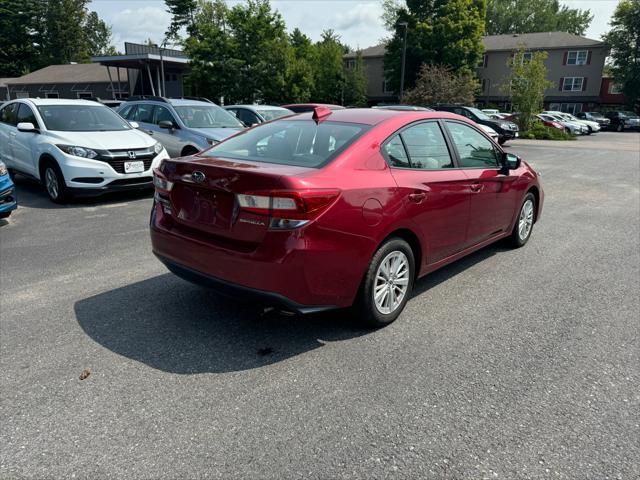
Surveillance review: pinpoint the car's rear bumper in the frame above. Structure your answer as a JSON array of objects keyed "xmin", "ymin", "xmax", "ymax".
[
  {"xmin": 150, "ymin": 203, "xmax": 372, "ymax": 309},
  {"xmin": 154, "ymin": 253, "xmax": 338, "ymax": 314}
]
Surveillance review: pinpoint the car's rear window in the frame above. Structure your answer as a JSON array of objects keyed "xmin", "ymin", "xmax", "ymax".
[{"xmin": 204, "ymin": 120, "xmax": 369, "ymax": 168}]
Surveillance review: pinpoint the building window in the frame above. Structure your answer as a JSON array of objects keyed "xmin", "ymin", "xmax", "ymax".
[
  {"xmin": 521, "ymin": 52, "xmax": 532, "ymax": 64},
  {"xmin": 45, "ymin": 92, "xmax": 59, "ymax": 98},
  {"xmin": 77, "ymin": 92, "xmax": 93, "ymax": 99},
  {"xmin": 560, "ymin": 103, "xmax": 582, "ymax": 114},
  {"xmin": 562, "ymin": 77, "xmax": 584, "ymax": 91},
  {"xmin": 567, "ymin": 50, "xmax": 588, "ymax": 65},
  {"xmin": 608, "ymin": 83, "xmax": 622, "ymax": 94},
  {"xmin": 345, "ymin": 60, "xmax": 356, "ymax": 70},
  {"xmin": 481, "ymin": 78, "xmax": 489, "ymax": 93},
  {"xmin": 382, "ymin": 79, "xmax": 393, "ymax": 94},
  {"xmin": 477, "ymin": 54, "xmax": 487, "ymax": 68}
]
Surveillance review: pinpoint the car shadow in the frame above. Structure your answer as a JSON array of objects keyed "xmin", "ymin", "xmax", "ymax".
[
  {"xmin": 12, "ymin": 174, "xmax": 153, "ymax": 210},
  {"xmin": 74, "ymin": 273, "xmax": 369, "ymax": 374},
  {"xmin": 75, "ymin": 243, "xmax": 507, "ymax": 375}
]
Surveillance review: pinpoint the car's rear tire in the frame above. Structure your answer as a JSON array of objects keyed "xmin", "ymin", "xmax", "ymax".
[
  {"xmin": 509, "ymin": 192, "xmax": 536, "ymax": 248},
  {"xmin": 181, "ymin": 146, "xmax": 199, "ymax": 157},
  {"xmin": 498, "ymin": 138, "xmax": 506, "ymax": 145},
  {"xmin": 354, "ymin": 237, "xmax": 415, "ymax": 328},
  {"xmin": 0, "ymin": 211, "xmax": 11, "ymax": 219},
  {"xmin": 41, "ymin": 160, "xmax": 68, "ymax": 203}
]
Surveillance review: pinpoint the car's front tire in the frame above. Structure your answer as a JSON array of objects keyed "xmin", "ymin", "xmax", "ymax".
[
  {"xmin": 0, "ymin": 211, "xmax": 11, "ymax": 219},
  {"xmin": 41, "ymin": 160, "xmax": 68, "ymax": 203},
  {"xmin": 509, "ymin": 192, "xmax": 536, "ymax": 248},
  {"xmin": 354, "ymin": 237, "xmax": 415, "ymax": 328}
]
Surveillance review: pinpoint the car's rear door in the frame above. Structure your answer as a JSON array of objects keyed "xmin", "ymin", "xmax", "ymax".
[
  {"xmin": 0, "ymin": 103, "xmax": 19, "ymax": 168},
  {"xmin": 443, "ymin": 120, "xmax": 517, "ymax": 246},
  {"xmin": 12, "ymin": 103, "xmax": 38, "ymax": 176},
  {"xmin": 383, "ymin": 120, "xmax": 470, "ymax": 264}
]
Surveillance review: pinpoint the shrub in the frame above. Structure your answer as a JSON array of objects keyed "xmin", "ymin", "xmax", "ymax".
[{"xmin": 523, "ymin": 121, "xmax": 576, "ymax": 140}]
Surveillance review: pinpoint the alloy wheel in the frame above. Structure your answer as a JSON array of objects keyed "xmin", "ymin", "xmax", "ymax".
[
  {"xmin": 518, "ymin": 199, "xmax": 534, "ymax": 241},
  {"xmin": 45, "ymin": 167, "xmax": 59, "ymax": 200},
  {"xmin": 373, "ymin": 251, "xmax": 410, "ymax": 315}
]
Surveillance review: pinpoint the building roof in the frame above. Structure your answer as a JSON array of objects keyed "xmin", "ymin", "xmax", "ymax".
[
  {"xmin": 345, "ymin": 32, "xmax": 604, "ymax": 59},
  {"xmin": 19, "ymin": 98, "xmax": 106, "ymax": 106},
  {"xmin": 344, "ymin": 44, "xmax": 387, "ymax": 59},
  {"xmin": 482, "ymin": 32, "xmax": 604, "ymax": 51},
  {"xmin": 0, "ymin": 78, "xmax": 17, "ymax": 88},
  {"xmin": 7, "ymin": 63, "xmax": 128, "ymax": 86}
]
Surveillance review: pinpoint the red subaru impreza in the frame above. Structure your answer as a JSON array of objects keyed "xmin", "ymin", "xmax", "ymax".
[{"xmin": 151, "ymin": 107, "xmax": 543, "ymax": 327}]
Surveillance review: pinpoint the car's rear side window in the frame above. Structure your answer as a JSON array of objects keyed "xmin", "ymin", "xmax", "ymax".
[
  {"xmin": 383, "ymin": 121, "xmax": 453, "ymax": 170},
  {"xmin": 205, "ymin": 120, "xmax": 369, "ymax": 168}
]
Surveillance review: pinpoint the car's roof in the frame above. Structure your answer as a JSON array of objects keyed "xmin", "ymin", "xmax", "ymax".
[
  {"xmin": 121, "ymin": 98, "xmax": 215, "ymax": 107},
  {"xmin": 225, "ymin": 104, "xmax": 291, "ymax": 111},
  {"xmin": 18, "ymin": 98, "xmax": 104, "ymax": 107},
  {"xmin": 286, "ymin": 107, "xmax": 460, "ymax": 126}
]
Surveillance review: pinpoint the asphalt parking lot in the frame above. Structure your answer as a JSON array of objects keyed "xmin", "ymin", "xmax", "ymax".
[{"xmin": 1, "ymin": 132, "xmax": 639, "ymax": 479}]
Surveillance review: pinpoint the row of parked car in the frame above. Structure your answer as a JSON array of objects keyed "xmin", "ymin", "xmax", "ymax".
[{"xmin": 0, "ymin": 95, "xmax": 637, "ymax": 209}]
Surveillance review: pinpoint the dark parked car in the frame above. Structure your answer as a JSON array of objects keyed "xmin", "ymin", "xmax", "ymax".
[
  {"xmin": 433, "ymin": 105, "xmax": 519, "ymax": 144},
  {"xmin": 151, "ymin": 107, "xmax": 543, "ymax": 327},
  {"xmin": 224, "ymin": 105, "xmax": 293, "ymax": 126},
  {"xmin": 281, "ymin": 103, "xmax": 345, "ymax": 113},
  {"xmin": 575, "ymin": 111, "xmax": 611, "ymax": 129},
  {"xmin": 604, "ymin": 111, "xmax": 640, "ymax": 132}
]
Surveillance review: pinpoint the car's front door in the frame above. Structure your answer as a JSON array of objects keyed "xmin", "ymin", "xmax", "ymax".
[
  {"xmin": 12, "ymin": 103, "xmax": 39, "ymax": 176},
  {"xmin": 444, "ymin": 120, "xmax": 517, "ymax": 246},
  {"xmin": 384, "ymin": 120, "xmax": 471, "ymax": 265},
  {"xmin": 151, "ymin": 105, "xmax": 184, "ymax": 158}
]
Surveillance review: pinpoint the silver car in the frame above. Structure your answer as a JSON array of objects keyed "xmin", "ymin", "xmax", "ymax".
[
  {"xmin": 223, "ymin": 105, "xmax": 294, "ymax": 126},
  {"xmin": 118, "ymin": 97, "xmax": 244, "ymax": 158}
]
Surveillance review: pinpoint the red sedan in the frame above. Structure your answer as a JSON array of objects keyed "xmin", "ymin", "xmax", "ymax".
[{"xmin": 151, "ymin": 107, "xmax": 543, "ymax": 327}]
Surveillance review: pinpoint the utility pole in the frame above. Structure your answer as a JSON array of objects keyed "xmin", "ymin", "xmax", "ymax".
[{"xmin": 399, "ymin": 21, "xmax": 408, "ymax": 103}]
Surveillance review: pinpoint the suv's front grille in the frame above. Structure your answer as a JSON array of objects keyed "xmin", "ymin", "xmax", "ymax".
[{"xmin": 98, "ymin": 148, "xmax": 155, "ymax": 174}]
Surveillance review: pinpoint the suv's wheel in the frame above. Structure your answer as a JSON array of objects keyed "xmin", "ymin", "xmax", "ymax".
[
  {"xmin": 354, "ymin": 237, "xmax": 415, "ymax": 328},
  {"xmin": 509, "ymin": 193, "xmax": 536, "ymax": 248},
  {"xmin": 41, "ymin": 160, "xmax": 68, "ymax": 203}
]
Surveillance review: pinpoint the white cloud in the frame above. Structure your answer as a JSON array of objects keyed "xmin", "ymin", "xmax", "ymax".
[{"xmin": 110, "ymin": 6, "xmax": 172, "ymax": 47}]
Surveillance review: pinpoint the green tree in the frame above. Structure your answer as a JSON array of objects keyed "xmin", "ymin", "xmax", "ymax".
[
  {"xmin": 285, "ymin": 28, "xmax": 316, "ymax": 103},
  {"xmin": 403, "ymin": 63, "xmax": 478, "ymax": 106},
  {"xmin": 603, "ymin": 0, "xmax": 640, "ymax": 111},
  {"xmin": 486, "ymin": 0, "xmax": 592, "ymax": 36},
  {"xmin": 165, "ymin": 0, "xmax": 198, "ymax": 39},
  {"xmin": 383, "ymin": 0, "xmax": 486, "ymax": 95},
  {"xmin": 0, "ymin": 0, "xmax": 44, "ymax": 76},
  {"xmin": 85, "ymin": 11, "xmax": 118, "ymax": 56},
  {"xmin": 504, "ymin": 47, "xmax": 552, "ymax": 132},
  {"xmin": 344, "ymin": 51, "xmax": 368, "ymax": 106},
  {"xmin": 42, "ymin": 0, "xmax": 93, "ymax": 64},
  {"xmin": 313, "ymin": 29, "xmax": 347, "ymax": 104}
]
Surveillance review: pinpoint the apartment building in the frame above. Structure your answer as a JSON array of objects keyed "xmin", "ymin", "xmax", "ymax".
[
  {"xmin": 476, "ymin": 32, "xmax": 608, "ymax": 114},
  {"xmin": 346, "ymin": 32, "xmax": 608, "ymax": 113}
]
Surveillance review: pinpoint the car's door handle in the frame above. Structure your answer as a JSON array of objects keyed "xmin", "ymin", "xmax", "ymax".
[
  {"xmin": 408, "ymin": 192, "xmax": 427, "ymax": 203},
  {"xmin": 146, "ymin": 130, "xmax": 154, "ymax": 135},
  {"xmin": 470, "ymin": 183, "xmax": 482, "ymax": 192}
]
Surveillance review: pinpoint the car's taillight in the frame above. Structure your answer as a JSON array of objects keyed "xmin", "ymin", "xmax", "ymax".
[
  {"xmin": 237, "ymin": 190, "xmax": 340, "ymax": 229},
  {"xmin": 153, "ymin": 168, "xmax": 173, "ymax": 192}
]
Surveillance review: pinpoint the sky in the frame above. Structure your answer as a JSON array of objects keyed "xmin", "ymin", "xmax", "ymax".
[{"xmin": 88, "ymin": 0, "xmax": 621, "ymax": 51}]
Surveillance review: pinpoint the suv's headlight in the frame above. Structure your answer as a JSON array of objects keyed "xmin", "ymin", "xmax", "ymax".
[
  {"xmin": 56, "ymin": 145, "xmax": 98, "ymax": 159},
  {"xmin": 0, "ymin": 161, "xmax": 7, "ymax": 176},
  {"xmin": 500, "ymin": 122, "xmax": 509, "ymax": 129},
  {"xmin": 153, "ymin": 142, "xmax": 164, "ymax": 154}
]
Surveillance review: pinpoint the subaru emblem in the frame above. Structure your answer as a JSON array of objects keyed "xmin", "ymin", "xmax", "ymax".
[
  {"xmin": 128, "ymin": 151, "xmax": 136, "ymax": 159},
  {"xmin": 192, "ymin": 171, "xmax": 206, "ymax": 183}
]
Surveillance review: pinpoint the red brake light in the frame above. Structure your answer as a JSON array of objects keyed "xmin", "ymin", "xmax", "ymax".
[{"xmin": 237, "ymin": 190, "xmax": 340, "ymax": 221}]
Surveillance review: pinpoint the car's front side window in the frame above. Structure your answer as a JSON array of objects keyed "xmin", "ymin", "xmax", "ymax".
[
  {"xmin": 153, "ymin": 106, "xmax": 176, "ymax": 126},
  {"xmin": 445, "ymin": 121, "xmax": 499, "ymax": 169},
  {"xmin": 17, "ymin": 103, "xmax": 38, "ymax": 126}
]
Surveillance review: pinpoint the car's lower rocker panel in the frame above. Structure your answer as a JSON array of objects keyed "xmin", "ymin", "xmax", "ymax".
[{"xmin": 154, "ymin": 253, "xmax": 339, "ymax": 315}]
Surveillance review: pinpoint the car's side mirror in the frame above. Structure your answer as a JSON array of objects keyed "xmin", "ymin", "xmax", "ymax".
[
  {"xmin": 129, "ymin": 121, "xmax": 139, "ymax": 129},
  {"xmin": 502, "ymin": 152, "xmax": 521, "ymax": 170},
  {"xmin": 17, "ymin": 122, "xmax": 38, "ymax": 133},
  {"xmin": 158, "ymin": 120, "xmax": 176, "ymax": 130}
]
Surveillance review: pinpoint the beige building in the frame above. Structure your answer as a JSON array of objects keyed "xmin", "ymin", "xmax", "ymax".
[{"xmin": 345, "ymin": 32, "xmax": 608, "ymax": 113}]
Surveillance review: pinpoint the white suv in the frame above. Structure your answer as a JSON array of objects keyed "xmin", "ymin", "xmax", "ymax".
[{"xmin": 0, "ymin": 99, "xmax": 169, "ymax": 203}]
